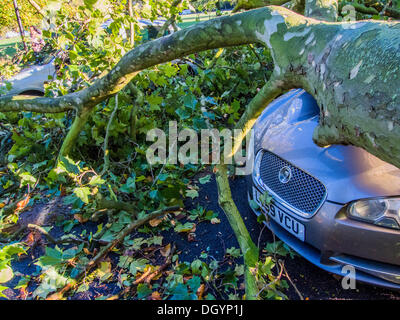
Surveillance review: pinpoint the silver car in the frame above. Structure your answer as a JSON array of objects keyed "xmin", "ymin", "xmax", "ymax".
[
  {"xmin": 0, "ymin": 20, "xmax": 181, "ymax": 97},
  {"xmin": 247, "ymin": 89, "xmax": 400, "ymax": 290}
]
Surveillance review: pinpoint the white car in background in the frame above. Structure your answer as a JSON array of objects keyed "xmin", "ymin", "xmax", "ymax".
[
  {"xmin": 0, "ymin": 19, "xmax": 180, "ymax": 97},
  {"xmin": 0, "ymin": 55, "xmax": 56, "ymax": 96}
]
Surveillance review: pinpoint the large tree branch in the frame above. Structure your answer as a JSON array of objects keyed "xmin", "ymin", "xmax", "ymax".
[
  {"xmin": 0, "ymin": 93, "xmax": 77, "ymax": 113},
  {"xmin": 2, "ymin": 6, "xmax": 400, "ymax": 169},
  {"xmin": 233, "ymin": 0, "xmax": 289, "ymax": 12},
  {"xmin": 0, "ymin": 9, "xmax": 264, "ymax": 114}
]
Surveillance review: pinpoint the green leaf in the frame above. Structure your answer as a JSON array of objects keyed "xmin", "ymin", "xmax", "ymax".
[
  {"xmin": 191, "ymin": 259, "xmax": 202, "ymax": 275},
  {"xmin": 137, "ymin": 283, "xmax": 152, "ymax": 299},
  {"xmin": 147, "ymin": 95, "xmax": 163, "ymax": 111},
  {"xmin": 264, "ymin": 241, "xmax": 294, "ymax": 258},
  {"xmin": 198, "ymin": 175, "xmax": 211, "ymax": 184},
  {"xmin": 185, "ymin": 189, "xmax": 199, "ymax": 199},
  {"xmin": 249, "ymin": 199, "xmax": 260, "ymax": 211},
  {"xmin": 0, "ymin": 286, "xmax": 8, "ymax": 299},
  {"xmin": 96, "ymin": 261, "xmax": 113, "ymax": 282},
  {"xmin": 18, "ymin": 172, "xmax": 37, "ymax": 187},
  {"xmin": 0, "ymin": 266, "xmax": 13, "ymax": 284},
  {"xmin": 226, "ymin": 247, "xmax": 241, "ymax": 258},
  {"xmin": 58, "ymin": 156, "xmax": 81, "ymax": 175},
  {"xmin": 183, "ymin": 94, "xmax": 198, "ymax": 110},
  {"xmin": 259, "ymin": 192, "xmax": 272, "ymax": 206},
  {"xmin": 129, "ymin": 259, "xmax": 149, "ymax": 276},
  {"xmin": 175, "ymin": 108, "xmax": 191, "ymax": 120},
  {"xmin": 89, "ymin": 175, "xmax": 106, "ymax": 186},
  {"xmin": 120, "ymin": 175, "xmax": 136, "ymax": 193},
  {"xmin": 174, "ymin": 222, "xmax": 195, "ymax": 233},
  {"xmin": 161, "ymin": 64, "xmax": 178, "ymax": 77},
  {"xmin": 222, "ymin": 269, "xmax": 238, "ymax": 285},
  {"xmin": 257, "ymin": 213, "xmax": 266, "ymax": 223},
  {"xmin": 36, "ymin": 246, "xmax": 63, "ymax": 267},
  {"xmin": 149, "ymin": 189, "xmax": 158, "ymax": 199},
  {"xmin": 73, "ymin": 187, "xmax": 91, "ymax": 204},
  {"xmin": 187, "ymin": 275, "xmax": 201, "ymax": 293},
  {"xmin": 84, "ymin": 0, "xmax": 98, "ymax": 9},
  {"xmin": 32, "ymin": 267, "xmax": 69, "ymax": 299},
  {"xmin": 14, "ymin": 275, "xmax": 31, "ymax": 290}
]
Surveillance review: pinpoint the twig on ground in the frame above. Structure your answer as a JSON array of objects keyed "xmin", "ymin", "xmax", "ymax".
[
  {"xmin": 144, "ymin": 243, "xmax": 176, "ymax": 284},
  {"xmin": 27, "ymin": 224, "xmax": 89, "ymax": 245},
  {"xmin": 257, "ymin": 224, "xmax": 266, "ymax": 249},
  {"xmin": 282, "ymin": 263, "xmax": 304, "ymax": 300},
  {"xmin": 46, "ymin": 205, "xmax": 180, "ymax": 300},
  {"xmin": 255, "ymin": 260, "xmax": 285, "ymax": 298},
  {"xmin": 101, "ymin": 94, "xmax": 119, "ymax": 176}
]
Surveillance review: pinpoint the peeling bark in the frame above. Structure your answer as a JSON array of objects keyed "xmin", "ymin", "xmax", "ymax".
[
  {"xmin": 3, "ymin": 6, "xmax": 399, "ymax": 169},
  {"xmin": 233, "ymin": 0, "xmax": 289, "ymax": 12}
]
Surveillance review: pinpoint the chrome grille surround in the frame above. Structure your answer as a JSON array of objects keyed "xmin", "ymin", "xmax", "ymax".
[{"xmin": 253, "ymin": 149, "xmax": 327, "ymax": 218}]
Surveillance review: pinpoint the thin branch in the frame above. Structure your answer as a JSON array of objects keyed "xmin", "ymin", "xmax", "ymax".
[
  {"xmin": 46, "ymin": 205, "xmax": 180, "ymax": 300},
  {"xmin": 96, "ymin": 197, "xmax": 136, "ymax": 216},
  {"xmin": 256, "ymin": 260, "xmax": 285, "ymax": 298},
  {"xmin": 282, "ymin": 263, "xmax": 304, "ymax": 300},
  {"xmin": 156, "ymin": 0, "xmax": 183, "ymax": 38},
  {"xmin": 101, "ymin": 94, "xmax": 119, "ymax": 175},
  {"xmin": 0, "ymin": 8, "xmax": 265, "ymax": 114},
  {"xmin": 27, "ymin": 224, "xmax": 88, "ymax": 245},
  {"xmin": 340, "ymin": 1, "xmax": 379, "ymax": 15}
]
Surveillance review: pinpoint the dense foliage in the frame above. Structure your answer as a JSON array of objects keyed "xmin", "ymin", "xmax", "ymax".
[
  {"xmin": 0, "ymin": 0, "xmax": 48, "ymax": 35},
  {"xmin": 0, "ymin": 0, "xmax": 297, "ymax": 300}
]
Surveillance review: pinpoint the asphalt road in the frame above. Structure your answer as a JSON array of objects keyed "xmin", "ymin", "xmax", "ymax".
[{"xmin": 3, "ymin": 173, "xmax": 400, "ymax": 300}]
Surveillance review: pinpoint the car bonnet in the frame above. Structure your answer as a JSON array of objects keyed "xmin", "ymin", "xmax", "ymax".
[{"xmin": 254, "ymin": 89, "xmax": 400, "ymax": 204}]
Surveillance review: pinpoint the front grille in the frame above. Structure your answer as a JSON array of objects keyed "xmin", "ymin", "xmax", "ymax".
[{"xmin": 259, "ymin": 150, "xmax": 327, "ymax": 216}]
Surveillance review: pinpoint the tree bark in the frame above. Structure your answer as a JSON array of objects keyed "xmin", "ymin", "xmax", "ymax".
[{"xmin": 233, "ymin": 0, "xmax": 289, "ymax": 12}]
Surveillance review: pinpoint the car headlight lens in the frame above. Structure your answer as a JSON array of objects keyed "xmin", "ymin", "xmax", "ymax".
[
  {"xmin": 347, "ymin": 198, "xmax": 400, "ymax": 230},
  {"xmin": 348, "ymin": 199, "xmax": 387, "ymax": 220}
]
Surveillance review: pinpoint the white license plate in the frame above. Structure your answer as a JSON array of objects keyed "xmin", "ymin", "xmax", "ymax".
[{"xmin": 253, "ymin": 187, "xmax": 305, "ymax": 241}]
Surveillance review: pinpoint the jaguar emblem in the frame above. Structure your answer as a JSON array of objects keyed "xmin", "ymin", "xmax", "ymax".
[{"xmin": 278, "ymin": 166, "xmax": 292, "ymax": 183}]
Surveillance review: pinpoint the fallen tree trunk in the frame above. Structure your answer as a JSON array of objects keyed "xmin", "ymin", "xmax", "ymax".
[{"xmin": 1, "ymin": 6, "xmax": 398, "ymax": 167}]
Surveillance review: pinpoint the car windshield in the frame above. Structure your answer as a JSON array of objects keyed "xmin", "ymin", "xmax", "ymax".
[{"xmin": 37, "ymin": 54, "xmax": 54, "ymax": 66}]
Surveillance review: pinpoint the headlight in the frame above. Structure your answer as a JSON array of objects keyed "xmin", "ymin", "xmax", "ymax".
[{"xmin": 347, "ymin": 198, "xmax": 400, "ymax": 230}]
